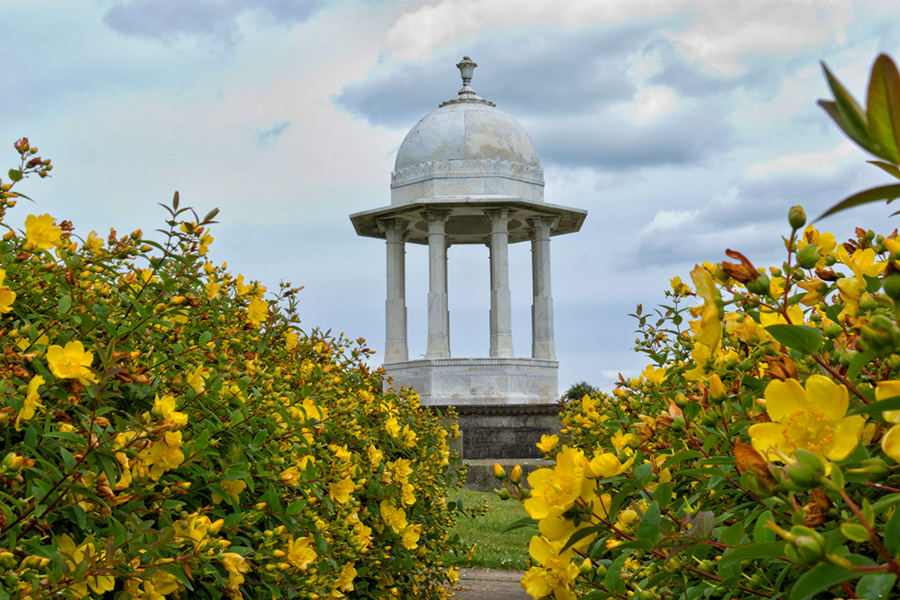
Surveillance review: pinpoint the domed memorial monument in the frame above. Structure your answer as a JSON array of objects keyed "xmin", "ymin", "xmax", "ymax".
[{"xmin": 350, "ymin": 57, "xmax": 586, "ymax": 459}]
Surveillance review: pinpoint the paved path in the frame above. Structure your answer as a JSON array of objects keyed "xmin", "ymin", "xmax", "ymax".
[{"xmin": 450, "ymin": 568, "xmax": 528, "ymax": 600}]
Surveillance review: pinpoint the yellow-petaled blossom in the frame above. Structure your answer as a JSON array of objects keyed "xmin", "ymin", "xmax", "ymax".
[
  {"xmin": 152, "ymin": 394, "xmax": 188, "ymax": 426},
  {"xmin": 524, "ymin": 446, "xmax": 590, "ymax": 520},
  {"xmin": 199, "ymin": 232, "xmax": 213, "ymax": 255},
  {"xmin": 642, "ymin": 364, "xmax": 666, "ymax": 384},
  {"xmin": 15, "ymin": 375, "xmax": 45, "ymax": 430},
  {"xmin": 25, "ymin": 213, "xmax": 62, "ymax": 249},
  {"xmin": 247, "ymin": 298, "xmax": 268, "ymax": 326},
  {"xmin": 837, "ymin": 245, "xmax": 885, "ymax": 278},
  {"xmin": 748, "ymin": 375, "xmax": 865, "ymax": 461},
  {"xmin": 206, "ymin": 280, "xmax": 222, "ymax": 298},
  {"xmin": 670, "ymin": 276, "xmax": 690, "ymax": 296},
  {"xmin": 876, "ymin": 380, "xmax": 900, "ymax": 462},
  {"xmin": 0, "ymin": 268, "xmax": 15, "ymax": 314},
  {"xmin": 385, "ymin": 416, "xmax": 402, "ymax": 438},
  {"xmin": 286, "ymin": 536, "xmax": 317, "ymax": 569},
  {"xmin": 285, "ymin": 331, "xmax": 299, "ymax": 350},
  {"xmin": 85, "ymin": 231, "xmax": 104, "ymax": 254},
  {"xmin": 584, "ymin": 450, "xmax": 631, "ymax": 479},
  {"xmin": 57, "ymin": 534, "xmax": 115, "ymax": 597},
  {"xmin": 536, "ymin": 434, "xmax": 559, "ymax": 453},
  {"xmin": 611, "ymin": 430, "xmax": 633, "ymax": 453},
  {"xmin": 836, "ymin": 277, "xmax": 864, "ymax": 321},
  {"xmin": 46, "ymin": 340, "xmax": 97, "ymax": 384},
  {"xmin": 689, "ymin": 265, "xmax": 723, "ymax": 352},
  {"xmin": 187, "ymin": 364, "xmax": 207, "ymax": 394},
  {"xmin": 220, "ymin": 552, "xmax": 251, "ymax": 595},
  {"xmin": 332, "ymin": 563, "xmax": 357, "ymax": 595},
  {"xmin": 330, "ymin": 476, "xmax": 355, "ymax": 504},
  {"xmin": 140, "ymin": 431, "xmax": 185, "ymax": 480},
  {"xmin": 400, "ymin": 524, "xmax": 421, "ymax": 549},
  {"xmin": 380, "ymin": 500, "xmax": 408, "ymax": 534},
  {"xmin": 235, "ymin": 274, "xmax": 251, "ymax": 296},
  {"xmin": 213, "ymin": 479, "xmax": 247, "ymax": 504},
  {"xmin": 522, "ymin": 536, "xmax": 580, "ymax": 600}
]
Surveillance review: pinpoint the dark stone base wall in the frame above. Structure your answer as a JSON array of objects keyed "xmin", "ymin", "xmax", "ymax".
[{"xmin": 429, "ymin": 403, "xmax": 562, "ymax": 460}]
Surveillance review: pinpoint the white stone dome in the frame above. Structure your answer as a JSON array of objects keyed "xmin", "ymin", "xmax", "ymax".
[
  {"xmin": 394, "ymin": 102, "xmax": 542, "ymax": 171},
  {"xmin": 390, "ymin": 57, "xmax": 544, "ymax": 203}
]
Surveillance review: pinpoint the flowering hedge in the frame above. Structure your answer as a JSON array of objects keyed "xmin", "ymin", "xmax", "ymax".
[
  {"xmin": 0, "ymin": 139, "xmax": 466, "ymax": 599},
  {"xmin": 496, "ymin": 55, "xmax": 900, "ymax": 600}
]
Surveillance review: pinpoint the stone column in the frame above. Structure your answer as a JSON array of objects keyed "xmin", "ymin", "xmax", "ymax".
[
  {"xmin": 485, "ymin": 208, "xmax": 514, "ymax": 358},
  {"xmin": 380, "ymin": 218, "xmax": 408, "ymax": 363},
  {"xmin": 529, "ymin": 216, "xmax": 556, "ymax": 360},
  {"xmin": 425, "ymin": 209, "xmax": 451, "ymax": 359}
]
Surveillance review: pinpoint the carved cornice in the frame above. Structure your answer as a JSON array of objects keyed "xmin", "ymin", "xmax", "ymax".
[
  {"xmin": 391, "ymin": 159, "xmax": 544, "ymax": 188},
  {"xmin": 425, "ymin": 403, "xmax": 562, "ymax": 416}
]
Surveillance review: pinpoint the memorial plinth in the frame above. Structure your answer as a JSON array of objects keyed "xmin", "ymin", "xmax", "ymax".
[{"xmin": 350, "ymin": 57, "xmax": 586, "ymax": 460}]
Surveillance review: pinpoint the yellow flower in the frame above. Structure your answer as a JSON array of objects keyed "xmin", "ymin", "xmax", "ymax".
[
  {"xmin": 380, "ymin": 500, "xmax": 407, "ymax": 534},
  {"xmin": 57, "ymin": 535, "xmax": 115, "ymax": 597},
  {"xmin": 141, "ymin": 431, "xmax": 185, "ymax": 480},
  {"xmin": 876, "ymin": 381, "xmax": 900, "ymax": 462},
  {"xmin": 85, "ymin": 231, "xmax": 104, "ymax": 255},
  {"xmin": 333, "ymin": 563, "xmax": 357, "ymax": 593},
  {"xmin": 670, "ymin": 276, "xmax": 690, "ymax": 296},
  {"xmin": 523, "ymin": 536, "xmax": 579, "ymax": 600},
  {"xmin": 206, "ymin": 280, "xmax": 222, "ymax": 298},
  {"xmin": 524, "ymin": 446, "xmax": 588, "ymax": 520},
  {"xmin": 748, "ymin": 375, "xmax": 865, "ymax": 461},
  {"xmin": 0, "ymin": 268, "xmax": 15, "ymax": 314},
  {"xmin": 285, "ymin": 331, "xmax": 299, "ymax": 350},
  {"xmin": 642, "ymin": 364, "xmax": 666, "ymax": 384},
  {"xmin": 25, "ymin": 213, "xmax": 62, "ymax": 249},
  {"xmin": 584, "ymin": 450, "xmax": 629, "ymax": 479},
  {"xmin": 46, "ymin": 340, "xmax": 97, "ymax": 384},
  {"xmin": 329, "ymin": 476, "xmax": 355, "ymax": 504},
  {"xmin": 152, "ymin": 394, "xmax": 188, "ymax": 426},
  {"xmin": 235, "ymin": 274, "xmax": 251, "ymax": 296},
  {"xmin": 536, "ymin": 434, "xmax": 558, "ymax": 453},
  {"xmin": 15, "ymin": 375, "xmax": 45, "ymax": 430},
  {"xmin": 187, "ymin": 364, "xmax": 207, "ymax": 394},
  {"xmin": 220, "ymin": 552, "xmax": 251, "ymax": 589},
  {"xmin": 286, "ymin": 536, "xmax": 317, "ymax": 569},
  {"xmin": 689, "ymin": 265, "xmax": 723, "ymax": 352},
  {"xmin": 400, "ymin": 524, "xmax": 421, "ymax": 549},
  {"xmin": 247, "ymin": 298, "xmax": 268, "ymax": 326},
  {"xmin": 214, "ymin": 479, "xmax": 247, "ymax": 504}
]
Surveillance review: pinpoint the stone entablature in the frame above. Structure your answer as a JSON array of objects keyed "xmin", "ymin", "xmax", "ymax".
[{"xmin": 391, "ymin": 158, "xmax": 545, "ymax": 188}]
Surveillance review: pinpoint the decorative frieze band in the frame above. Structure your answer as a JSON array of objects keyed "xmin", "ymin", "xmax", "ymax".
[{"xmin": 391, "ymin": 159, "xmax": 544, "ymax": 187}]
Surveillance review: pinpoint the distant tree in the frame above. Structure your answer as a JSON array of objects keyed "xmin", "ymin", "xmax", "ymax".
[{"xmin": 564, "ymin": 380, "xmax": 598, "ymax": 401}]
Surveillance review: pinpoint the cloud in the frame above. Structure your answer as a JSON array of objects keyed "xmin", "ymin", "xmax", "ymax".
[
  {"xmin": 384, "ymin": 0, "xmax": 684, "ymax": 61},
  {"xmin": 256, "ymin": 120, "xmax": 291, "ymax": 147},
  {"xmin": 103, "ymin": 0, "xmax": 325, "ymax": 42}
]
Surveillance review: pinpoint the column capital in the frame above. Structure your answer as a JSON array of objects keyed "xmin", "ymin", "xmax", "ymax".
[
  {"xmin": 422, "ymin": 208, "xmax": 452, "ymax": 224},
  {"xmin": 377, "ymin": 217, "xmax": 409, "ymax": 237},
  {"xmin": 527, "ymin": 215, "xmax": 558, "ymax": 240},
  {"xmin": 483, "ymin": 207, "xmax": 512, "ymax": 223}
]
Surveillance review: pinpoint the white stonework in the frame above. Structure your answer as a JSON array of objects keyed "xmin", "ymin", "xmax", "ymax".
[{"xmin": 348, "ymin": 56, "xmax": 587, "ymax": 406}]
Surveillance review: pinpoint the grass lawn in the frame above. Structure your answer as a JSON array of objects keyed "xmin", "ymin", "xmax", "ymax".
[{"xmin": 444, "ymin": 488, "xmax": 535, "ymax": 571}]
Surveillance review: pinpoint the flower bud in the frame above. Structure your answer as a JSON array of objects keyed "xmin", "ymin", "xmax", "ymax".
[
  {"xmin": 746, "ymin": 272, "xmax": 770, "ymax": 295},
  {"xmin": 788, "ymin": 526, "xmax": 826, "ymax": 565},
  {"xmin": 510, "ymin": 464, "xmax": 522, "ymax": 485},
  {"xmin": 795, "ymin": 243, "xmax": 820, "ymax": 269},
  {"xmin": 861, "ymin": 457, "xmax": 890, "ymax": 482},
  {"xmin": 492, "ymin": 463, "xmax": 506, "ymax": 480},
  {"xmin": 495, "ymin": 488, "xmax": 511, "ymax": 500},
  {"xmin": 884, "ymin": 272, "xmax": 900, "ymax": 300},
  {"xmin": 579, "ymin": 558, "xmax": 593, "ymax": 577},
  {"xmin": 788, "ymin": 206, "xmax": 807, "ymax": 230},
  {"xmin": 708, "ymin": 374, "xmax": 726, "ymax": 404}
]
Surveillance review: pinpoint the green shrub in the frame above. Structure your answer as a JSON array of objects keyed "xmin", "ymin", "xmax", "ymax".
[
  {"xmin": 0, "ymin": 141, "xmax": 466, "ymax": 599},
  {"xmin": 497, "ymin": 54, "xmax": 900, "ymax": 600}
]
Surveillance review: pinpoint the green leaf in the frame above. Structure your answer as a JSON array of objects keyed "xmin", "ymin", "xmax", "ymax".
[
  {"xmin": 719, "ymin": 541, "xmax": 785, "ymax": 565},
  {"xmin": 869, "ymin": 160, "xmax": 900, "ymax": 179},
  {"xmin": 560, "ymin": 525, "xmax": 602, "ymax": 553},
  {"xmin": 636, "ymin": 501, "xmax": 660, "ymax": 541},
  {"xmin": 720, "ymin": 520, "xmax": 745, "ymax": 547},
  {"xmin": 849, "ymin": 394, "xmax": 900, "ymax": 417},
  {"xmin": 57, "ymin": 294, "xmax": 72, "ymax": 315},
  {"xmin": 790, "ymin": 562, "xmax": 858, "ymax": 600},
  {"xmin": 8, "ymin": 169, "xmax": 22, "ymax": 181},
  {"xmin": 816, "ymin": 184, "xmax": 900, "ymax": 221},
  {"xmin": 604, "ymin": 549, "xmax": 633, "ymax": 591},
  {"xmin": 286, "ymin": 499, "xmax": 307, "ymax": 516},
  {"xmin": 654, "ymin": 482, "xmax": 672, "ymax": 510},
  {"xmin": 856, "ymin": 573, "xmax": 897, "ymax": 600},
  {"xmin": 754, "ymin": 511, "xmax": 776, "ymax": 543},
  {"xmin": 764, "ymin": 324, "xmax": 823, "ymax": 354},
  {"xmin": 820, "ymin": 61, "xmax": 879, "ymax": 155},
  {"xmin": 199, "ymin": 331, "xmax": 212, "ymax": 346},
  {"xmin": 500, "ymin": 516, "xmax": 537, "ymax": 534},
  {"xmin": 60, "ymin": 447, "xmax": 76, "ymax": 470},
  {"xmin": 867, "ymin": 54, "xmax": 900, "ymax": 163},
  {"xmin": 848, "ymin": 350, "xmax": 876, "ymax": 381},
  {"xmin": 840, "ymin": 522, "xmax": 870, "ymax": 543},
  {"xmin": 884, "ymin": 499, "xmax": 900, "ymax": 555}
]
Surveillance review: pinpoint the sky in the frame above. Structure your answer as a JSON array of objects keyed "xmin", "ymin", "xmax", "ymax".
[{"xmin": 2, "ymin": 0, "xmax": 899, "ymax": 394}]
